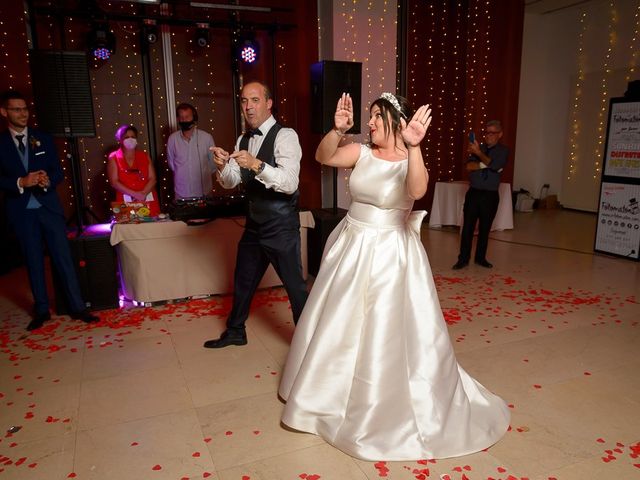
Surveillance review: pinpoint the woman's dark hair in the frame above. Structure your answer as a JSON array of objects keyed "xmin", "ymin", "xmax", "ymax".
[
  {"xmin": 369, "ymin": 94, "xmax": 414, "ymax": 147},
  {"xmin": 115, "ymin": 124, "xmax": 138, "ymax": 142}
]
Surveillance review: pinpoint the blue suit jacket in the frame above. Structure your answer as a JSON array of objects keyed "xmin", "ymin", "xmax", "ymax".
[{"xmin": 0, "ymin": 128, "xmax": 65, "ymax": 227}]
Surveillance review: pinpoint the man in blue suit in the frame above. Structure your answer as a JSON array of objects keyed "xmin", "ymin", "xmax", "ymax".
[{"xmin": 0, "ymin": 90, "xmax": 99, "ymax": 330}]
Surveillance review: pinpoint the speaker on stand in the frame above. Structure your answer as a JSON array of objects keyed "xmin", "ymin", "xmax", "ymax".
[
  {"xmin": 308, "ymin": 61, "xmax": 362, "ymax": 276},
  {"xmin": 29, "ymin": 50, "xmax": 99, "ymax": 232}
]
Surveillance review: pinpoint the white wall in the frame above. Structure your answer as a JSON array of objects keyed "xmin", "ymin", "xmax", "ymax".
[{"xmin": 515, "ymin": 0, "xmax": 639, "ymax": 211}]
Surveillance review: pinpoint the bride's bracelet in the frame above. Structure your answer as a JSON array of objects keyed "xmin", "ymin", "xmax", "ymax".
[{"xmin": 333, "ymin": 128, "xmax": 345, "ymax": 137}]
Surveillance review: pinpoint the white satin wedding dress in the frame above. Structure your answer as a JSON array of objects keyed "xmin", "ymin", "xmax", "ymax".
[{"xmin": 279, "ymin": 145, "xmax": 510, "ymax": 461}]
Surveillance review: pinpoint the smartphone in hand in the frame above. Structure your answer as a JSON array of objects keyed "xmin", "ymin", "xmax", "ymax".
[{"xmin": 468, "ymin": 131, "xmax": 475, "ymax": 144}]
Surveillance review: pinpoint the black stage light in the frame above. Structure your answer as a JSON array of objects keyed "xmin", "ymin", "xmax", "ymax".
[
  {"xmin": 238, "ymin": 37, "xmax": 259, "ymax": 64},
  {"xmin": 88, "ymin": 23, "xmax": 116, "ymax": 60},
  {"xmin": 195, "ymin": 23, "xmax": 210, "ymax": 47}
]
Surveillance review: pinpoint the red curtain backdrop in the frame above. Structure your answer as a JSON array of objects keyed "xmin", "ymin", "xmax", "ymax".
[
  {"xmin": 0, "ymin": 0, "xmax": 523, "ymax": 220},
  {"xmin": 0, "ymin": 0, "xmax": 319, "ymax": 222},
  {"xmin": 405, "ymin": 0, "xmax": 524, "ymax": 212}
]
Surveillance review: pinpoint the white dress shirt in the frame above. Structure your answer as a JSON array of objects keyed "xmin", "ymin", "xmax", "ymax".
[
  {"xmin": 11, "ymin": 126, "xmax": 28, "ymax": 193},
  {"xmin": 217, "ymin": 115, "xmax": 302, "ymax": 195}
]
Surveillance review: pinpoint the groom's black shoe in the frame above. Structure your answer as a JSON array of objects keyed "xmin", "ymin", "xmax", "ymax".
[
  {"xmin": 70, "ymin": 310, "xmax": 100, "ymax": 323},
  {"xmin": 452, "ymin": 260, "xmax": 468, "ymax": 270},
  {"xmin": 27, "ymin": 311, "xmax": 51, "ymax": 331},
  {"xmin": 203, "ymin": 330, "xmax": 248, "ymax": 349},
  {"xmin": 475, "ymin": 259, "xmax": 493, "ymax": 268}
]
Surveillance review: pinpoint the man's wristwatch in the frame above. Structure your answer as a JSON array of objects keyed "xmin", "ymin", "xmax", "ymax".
[{"xmin": 255, "ymin": 161, "xmax": 266, "ymax": 174}]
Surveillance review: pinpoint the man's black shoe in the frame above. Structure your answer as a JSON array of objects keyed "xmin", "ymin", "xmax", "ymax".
[
  {"xmin": 27, "ymin": 311, "xmax": 51, "ymax": 331},
  {"xmin": 203, "ymin": 330, "xmax": 248, "ymax": 349},
  {"xmin": 452, "ymin": 261, "xmax": 468, "ymax": 270},
  {"xmin": 475, "ymin": 259, "xmax": 493, "ymax": 268},
  {"xmin": 70, "ymin": 310, "xmax": 100, "ymax": 323}
]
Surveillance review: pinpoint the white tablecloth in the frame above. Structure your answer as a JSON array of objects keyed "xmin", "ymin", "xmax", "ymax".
[
  {"xmin": 110, "ymin": 212, "xmax": 314, "ymax": 303},
  {"xmin": 428, "ymin": 181, "xmax": 513, "ymax": 231}
]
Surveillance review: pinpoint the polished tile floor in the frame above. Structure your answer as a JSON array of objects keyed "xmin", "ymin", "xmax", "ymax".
[{"xmin": 0, "ymin": 209, "xmax": 638, "ymax": 480}]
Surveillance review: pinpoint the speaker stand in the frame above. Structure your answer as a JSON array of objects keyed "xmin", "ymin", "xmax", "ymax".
[{"xmin": 66, "ymin": 137, "xmax": 101, "ymax": 234}]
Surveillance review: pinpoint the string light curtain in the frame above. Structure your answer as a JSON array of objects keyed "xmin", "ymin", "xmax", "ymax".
[{"xmin": 405, "ymin": 0, "xmax": 524, "ymax": 212}]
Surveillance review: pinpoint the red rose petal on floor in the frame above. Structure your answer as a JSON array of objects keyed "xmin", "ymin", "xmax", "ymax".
[
  {"xmin": 9, "ymin": 443, "xmax": 17, "ymax": 448},
  {"xmin": 497, "ymin": 466, "xmax": 507, "ymax": 473},
  {"xmin": 584, "ymin": 371, "xmax": 591, "ymax": 376},
  {"xmin": 225, "ymin": 431, "xmax": 233, "ymax": 436},
  {"xmin": 152, "ymin": 464, "xmax": 162, "ymax": 470},
  {"xmin": 203, "ymin": 473, "xmax": 212, "ymax": 478},
  {"xmin": 204, "ymin": 437, "xmax": 212, "ymax": 443},
  {"xmin": 453, "ymin": 466, "xmax": 462, "ymax": 472},
  {"xmin": 131, "ymin": 442, "xmax": 139, "ymax": 446},
  {"xmin": 15, "ymin": 457, "xmax": 26, "ymax": 466},
  {"xmin": 597, "ymin": 438, "xmax": 605, "ymax": 443},
  {"xmin": 242, "ymin": 476, "xmax": 251, "ymax": 480},
  {"xmin": 253, "ymin": 430, "xmax": 260, "ymax": 435},
  {"xmin": 67, "ymin": 473, "xmax": 77, "ymax": 478},
  {"xmin": 633, "ymin": 464, "xmax": 640, "ymax": 468},
  {"xmin": 180, "ymin": 477, "xmax": 189, "ymax": 480},
  {"xmin": 28, "ymin": 462, "xmax": 37, "ymax": 468},
  {"xmin": 24, "ymin": 411, "xmax": 34, "ymax": 419},
  {"xmin": 192, "ymin": 451, "xmax": 200, "ymax": 457},
  {"xmin": 533, "ymin": 384, "xmax": 542, "ymax": 389}
]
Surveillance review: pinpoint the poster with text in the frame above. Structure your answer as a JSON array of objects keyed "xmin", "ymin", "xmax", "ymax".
[
  {"xmin": 603, "ymin": 101, "xmax": 640, "ymax": 179},
  {"xmin": 595, "ymin": 182, "xmax": 640, "ymax": 260}
]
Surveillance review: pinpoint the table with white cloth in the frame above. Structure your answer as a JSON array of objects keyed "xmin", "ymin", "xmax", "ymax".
[
  {"xmin": 110, "ymin": 212, "xmax": 314, "ymax": 303},
  {"xmin": 428, "ymin": 181, "xmax": 513, "ymax": 231}
]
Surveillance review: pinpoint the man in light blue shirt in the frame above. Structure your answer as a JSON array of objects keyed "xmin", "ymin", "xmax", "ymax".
[{"xmin": 166, "ymin": 103, "xmax": 215, "ymax": 199}]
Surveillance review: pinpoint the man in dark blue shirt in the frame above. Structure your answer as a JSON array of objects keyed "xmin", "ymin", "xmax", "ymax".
[{"xmin": 453, "ymin": 120, "xmax": 509, "ymax": 270}]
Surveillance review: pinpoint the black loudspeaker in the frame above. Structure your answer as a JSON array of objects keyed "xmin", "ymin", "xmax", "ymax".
[
  {"xmin": 29, "ymin": 50, "xmax": 96, "ymax": 137},
  {"xmin": 308, "ymin": 208, "xmax": 348, "ymax": 276},
  {"xmin": 311, "ymin": 61, "xmax": 362, "ymax": 134},
  {"xmin": 53, "ymin": 231, "xmax": 119, "ymax": 313}
]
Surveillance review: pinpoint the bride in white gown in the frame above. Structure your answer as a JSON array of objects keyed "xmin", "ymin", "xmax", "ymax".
[{"xmin": 278, "ymin": 92, "xmax": 510, "ymax": 461}]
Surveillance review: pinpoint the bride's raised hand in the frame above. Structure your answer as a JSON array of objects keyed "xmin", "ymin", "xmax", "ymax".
[
  {"xmin": 334, "ymin": 93, "xmax": 354, "ymax": 134},
  {"xmin": 401, "ymin": 104, "xmax": 432, "ymax": 147}
]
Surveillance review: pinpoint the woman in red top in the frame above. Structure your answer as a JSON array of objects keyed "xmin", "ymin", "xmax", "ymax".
[{"xmin": 107, "ymin": 124, "xmax": 160, "ymax": 216}]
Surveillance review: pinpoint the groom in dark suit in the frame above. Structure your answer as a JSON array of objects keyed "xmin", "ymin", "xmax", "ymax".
[{"xmin": 0, "ymin": 90, "xmax": 98, "ymax": 330}]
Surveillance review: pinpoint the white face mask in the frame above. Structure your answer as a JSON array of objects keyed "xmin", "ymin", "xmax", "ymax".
[{"xmin": 122, "ymin": 137, "xmax": 137, "ymax": 150}]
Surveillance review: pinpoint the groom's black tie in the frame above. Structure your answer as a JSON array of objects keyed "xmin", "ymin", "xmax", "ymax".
[{"xmin": 16, "ymin": 134, "xmax": 26, "ymax": 155}]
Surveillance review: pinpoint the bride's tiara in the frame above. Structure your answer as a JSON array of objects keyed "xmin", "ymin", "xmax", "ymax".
[{"xmin": 380, "ymin": 92, "xmax": 406, "ymax": 118}]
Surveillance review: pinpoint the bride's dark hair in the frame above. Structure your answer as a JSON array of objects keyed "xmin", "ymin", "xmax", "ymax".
[{"xmin": 369, "ymin": 94, "xmax": 414, "ymax": 148}]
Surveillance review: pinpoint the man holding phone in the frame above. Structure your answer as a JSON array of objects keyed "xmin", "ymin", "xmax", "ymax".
[{"xmin": 453, "ymin": 120, "xmax": 508, "ymax": 270}]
